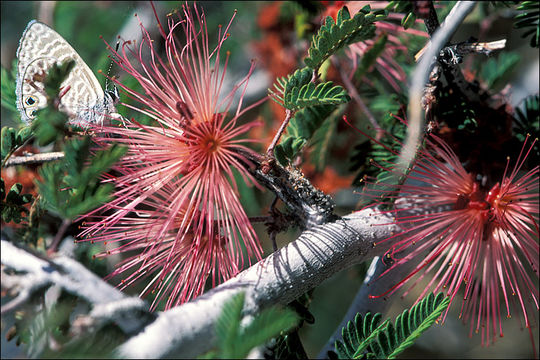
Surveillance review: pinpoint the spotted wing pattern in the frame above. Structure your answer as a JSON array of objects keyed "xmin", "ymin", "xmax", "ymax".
[{"xmin": 16, "ymin": 20, "xmax": 112, "ymax": 125}]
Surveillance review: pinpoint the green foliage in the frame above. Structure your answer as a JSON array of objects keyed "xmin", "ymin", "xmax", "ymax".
[
  {"xmin": 480, "ymin": 52, "xmax": 521, "ymax": 90},
  {"xmin": 304, "ymin": 6, "xmax": 386, "ymax": 70},
  {"xmin": 288, "ymin": 82, "xmax": 349, "ymax": 110},
  {"xmin": 266, "ymin": 292, "xmax": 314, "ymax": 359},
  {"xmin": 204, "ymin": 292, "xmax": 298, "ymax": 359},
  {"xmin": 349, "ymin": 110, "xmax": 405, "ymax": 186},
  {"xmin": 9, "ymin": 291, "xmax": 122, "ymax": 358},
  {"xmin": 1, "ymin": 60, "xmax": 18, "ymax": 116},
  {"xmin": 53, "ymin": 1, "xmax": 129, "ymax": 73},
  {"xmin": 310, "ymin": 104, "xmax": 345, "ymax": 171},
  {"xmin": 271, "ymin": 67, "xmax": 350, "ymax": 110},
  {"xmin": 436, "ymin": 88, "xmax": 478, "ymax": 133},
  {"xmin": 354, "ymin": 33, "xmax": 388, "ymax": 81},
  {"xmin": 31, "ymin": 60, "xmax": 76, "ymax": 146},
  {"xmin": 386, "ymin": 1, "xmax": 416, "ymax": 29},
  {"xmin": 1, "ymin": 178, "xmax": 33, "ymax": 223},
  {"xmin": 333, "ymin": 292, "xmax": 451, "ymax": 359},
  {"xmin": 514, "ymin": 94, "xmax": 540, "ymax": 135},
  {"xmin": 515, "ymin": 1, "xmax": 540, "ymax": 48},
  {"xmin": 275, "ymin": 104, "xmax": 337, "ymax": 166},
  {"xmin": 514, "ymin": 94, "xmax": 539, "ymax": 161},
  {"xmin": 1, "ymin": 125, "xmax": 32, "ymax": 162},
  {"xmin": 31, "ymin": 107, "xmax": 70, "ymax": 147},
  {"xmin": 36, "ymin": 137, "xmax": 126, "ymax": 220}
]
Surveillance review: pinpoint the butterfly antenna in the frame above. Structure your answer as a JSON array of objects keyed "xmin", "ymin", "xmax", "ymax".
[{"xmin": 105, "ymin": 40, "xmax": 121, "ymax": 102}]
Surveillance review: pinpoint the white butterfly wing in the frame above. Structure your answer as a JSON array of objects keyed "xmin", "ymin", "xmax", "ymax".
[{"xmin": 16, "ymin": 20, "xmax": 107, "ymax": 124}]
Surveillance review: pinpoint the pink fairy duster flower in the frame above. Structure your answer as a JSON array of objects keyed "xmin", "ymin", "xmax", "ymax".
[
  {"xmin": 78, "ymin": 3, "xmax": 265, "ymax": 310},
  {"xmin": 361, "ymin": 127, "xmax": 539, "ymax": 348}
]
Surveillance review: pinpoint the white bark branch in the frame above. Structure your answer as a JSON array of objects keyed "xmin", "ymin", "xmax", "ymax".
[
  {"xmin": 399, "ymin": 1, "xmax": 477, "ymax": 175},
  {"xmin": 2, "ymin": 207, "xmax": 399, "ymax": 359},
  {"xmin": 115, "ymin": 208, "xmax": 399, "ymax": 358},
  {"xmin": 0, "ymin": 239, "xmax": 150, "ymax": 334}
]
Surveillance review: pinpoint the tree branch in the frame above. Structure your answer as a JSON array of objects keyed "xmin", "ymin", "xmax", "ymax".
[
  {"xmin": 114, "ymin": 208, "xmax": 399, "ymax": 358},
  {"xmin": 3, "ymin": 151, "xmax": 65, "ymax": 167},
  {"xmin": 398, "ymin": 1, "xmax": 477, "ymax": 176},
  {"xmin": 2, "ymin": 206, "xmax": 401, "ymax": 359},
  {"xmin": 0, "ymin": 238, "xmax": 153, "ymax": 334}
]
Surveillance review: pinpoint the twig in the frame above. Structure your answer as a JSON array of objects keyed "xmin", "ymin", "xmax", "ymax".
[
  {"xmin": 47, "ymin": 218, "xmax": 71, "ymax": 255},
  {"xmin": 398, "ymin": 1, "xmax": 477, "ymax": 177},
  {"xmin": 0, "ymin": 273, "xmax": 50, "ymax": 314},
  {"xmin": 266, "ymin": 109, "xmax": 295, "ymax": 156},
  {"xmin": 4, "ymin": 151, "xmax": 65, "ymax": 167},
  {"xmin": 335, "ymin": 57, "xmax": 381, "ymax": 135},
  {"xmin": 115, "ymin": 208, "xmax": 401, "ymax": 358},
  {"xmin": 455, "ymin": 39, "xmax": 507, "ymax": 56}
]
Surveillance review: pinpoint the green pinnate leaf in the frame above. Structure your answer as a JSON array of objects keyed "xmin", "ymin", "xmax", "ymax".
[
  {"xmin": 304, "ymin": 5, "xmax": 386, "ymax": 70},
  {"xmin": 274, "ymin": 105, "xmax": 337, "ymax": 165},
  {"xmin": 1, "ymin": 180, "xmax": 33, "ymax": 224},
  {"xmin": 36, "ymin": 138, "xmax": 126, "ymax": 220},
  {"xmin": 271, "ymin": 67, "xmax": 313, "ymax": 106},
  {"xmin": 402, "ymin": 12, "xmax": 417, "ymax": 29},
  {"xmin": 1, "ymin": 61, "xmax": 18, "ymax": 116},
  {"xmin": 333, "ymin": 293, "xmax": 450, "ymax": 359},
  {"xmin": 514, "ymin": 1, "xmax": 539, "ymax": 47},
  {"xmin": 208, "ymin": 292, "xmax": 298, "ymax": 359},
  {"xmin": 1, "ymin": 127, "xmax": 15, "ymax": 159},
  {"xmin": 337, "ymin": 6, "xmax": 351, "ymax": 24},
  {"xmin": 284, "ymin": 81, "xmax": 349, "ymax": 110}
]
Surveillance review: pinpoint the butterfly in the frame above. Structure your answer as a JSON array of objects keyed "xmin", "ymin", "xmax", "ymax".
[{"xmin": 16, "ymin": 20, "xmax": 119, "ymax": 126}]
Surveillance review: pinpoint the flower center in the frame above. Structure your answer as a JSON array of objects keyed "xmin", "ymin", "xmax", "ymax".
[{"xmin": 202, "ymin": 136, "xmax": 220, "ymax": 153}]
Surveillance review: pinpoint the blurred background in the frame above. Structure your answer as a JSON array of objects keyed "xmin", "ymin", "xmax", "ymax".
[{"xmin": 1, "ymin": 1, "xmax": 538, "ymax": 359}]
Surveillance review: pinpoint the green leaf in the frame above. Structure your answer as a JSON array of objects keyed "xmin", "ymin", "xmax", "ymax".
[
  {"xmin": 241, "ymin": 306, "xmax": 298, "ymax": 356},
  {"xmin": 401, "ymin": 12, "xmax": 417, "ymax": 29},
  {"xmin": 480, "ymin": 51, "xmax": 521, "ymax": 90},
  {"xmin": 514, "ymin": 1, "xmax": 540, "ymax": 48},
  {"xmin": 215, "ymin": 292, "xmax": 245, "ymax": 358},
  {"xmin": 36, "ymin": 138, "xmax": 126, "ymax": 220},
  {"xmin": 208, "ymin": 292, "xmax": 299, "ymax": 359},
  {"xmin": 335, "ymin": 312, "xmax": 386, "ymax": 358},
  {"xmin": 270, "ymin": 67, "xmax": 313, "ymax": 107},
  {"xmin": 333, "ymin": 293, "xmax": 451, "ymax": 359},
  {"xmin": 283, "ymin": 81, "xmax": 349, "ymax": 110},
  {"xmin": 1, "ymin": 125, "xmax": 33, "ymax": 162},
  {"xmin": 385, "ymin": 293, "xmax": 450, "ymax": 358},
  {"xmin": 354, "ymin": 33, "xmax": 388, "ymax": 82},
  {"xmin": 30, "ymin": 60, "xmax": 77, "ymax": 146},
  {"xmin": 1, "ymin": 127, "xmax": 15, "ymax": 159},
  {"xmin": 386, "ymin": 1, "xmax": 416, "ymax": 29},
  {"xmin": 310, "ymin": 104, "xmax": 345, "ymax": 171},
  {"xmin": 274, "ymin": 104, "xmax": 337, "ymax": 165},
  {"xmin": 31, "ymin": 107, "xmax": 69, "ymax": 147},
  {"xmin": 304, "ymin": 6, "xmax": 386, "ymax": 70},
  {"xmin": 1, "ymin": 179, "xmax": 33, "ymax": 224},
  {"xmin": 1, "ymin": 61, "xmax": 19, "ymax": 116}
]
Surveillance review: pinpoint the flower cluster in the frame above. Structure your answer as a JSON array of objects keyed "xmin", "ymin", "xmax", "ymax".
[
  {"xmin": 78, "ymin": 3, "xmax": 263, "ymax": 310},
  {"xmin": 365, "ymin": 131, "xmax": 539, "ymax": 346}
]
